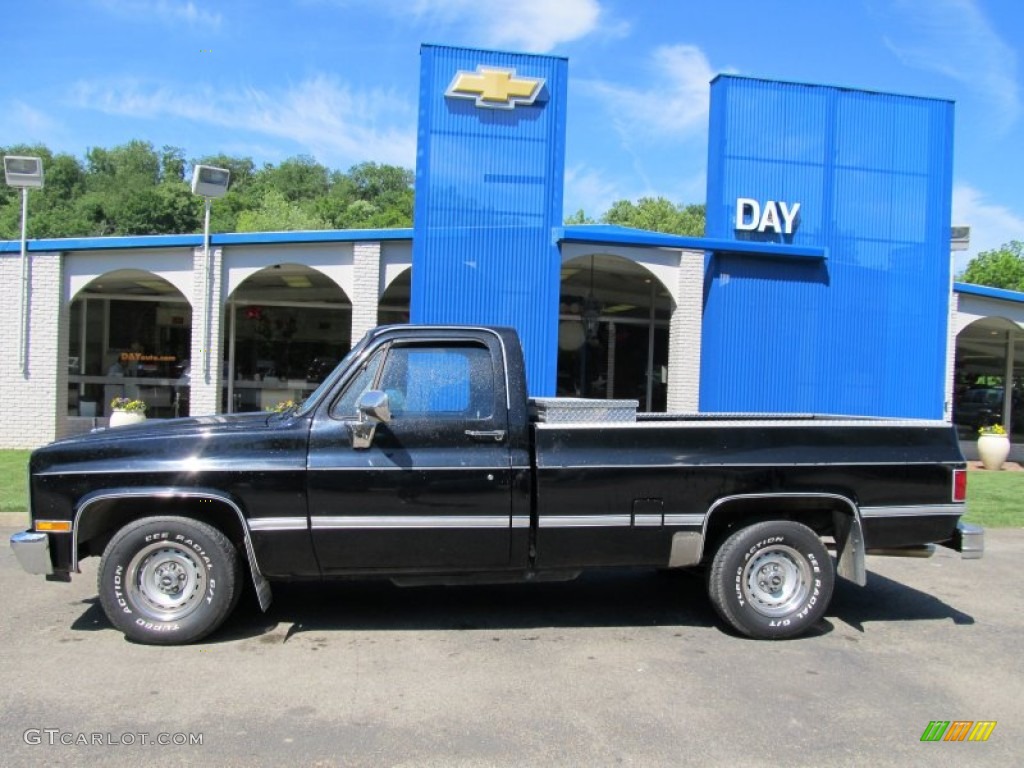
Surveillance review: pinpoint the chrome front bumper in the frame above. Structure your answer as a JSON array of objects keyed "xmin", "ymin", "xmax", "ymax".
[{"xmin": 9, "ymin": 531, "xmax": 54, "ymax": 575}]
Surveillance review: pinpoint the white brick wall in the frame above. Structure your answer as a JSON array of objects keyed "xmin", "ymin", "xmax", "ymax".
[
  {"xmin": 351, "ymin": 242, "xmax": 382, "ymax": 341},
  {"xmin": 945, "ymin": 291, "xmax": 958, "ymax": 422},
  {"xmin": 666, "ymin": 249, "xmax": 705, "ymax": 412},
  {"xmin": 0, "ymin": 251, "xmax": 65, "ymax": 447},
  {"xmin": 1, "ymin": 236, "xmax": 706, "ymax": 446},
  {"xmin": 188, "ymin": 246, "xmax": 224, "ymax": 416}
]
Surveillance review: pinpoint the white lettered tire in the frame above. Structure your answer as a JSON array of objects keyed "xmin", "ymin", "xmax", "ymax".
[
  {"xmin": 708, "ymin": 520, "xmax": 834, "ymax": 640},
  {"xmin": 98, "ymin": 516, "xmax": 241, "ymax": 645}
]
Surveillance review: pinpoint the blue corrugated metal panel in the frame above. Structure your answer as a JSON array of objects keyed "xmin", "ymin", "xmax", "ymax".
[
  {"xmin": 0, "ymin": 228, "xmax": 414, "ymax": 253},
  {"xmin": 411, "ymin": 45, "xmax": 568, "ymax": 397},
  {"xmin": 702, "ymin": 76, "xmax": 954, "ymax": 419}
]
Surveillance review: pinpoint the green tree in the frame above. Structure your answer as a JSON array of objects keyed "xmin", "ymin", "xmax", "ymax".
[
  {"xmin": 960, "ymin": 241, "xmax": 1024, "ymax": 291},
  {"xmin": 0, "ymin": 141, "xmax": 419, "ymax": 238},
  {"xmin": 85, "ymin": 140, "xmax": 161, "ymax": 191},
  {"xmin": 160, "ymin": 146, "xmax": 187, "ymax": 183},
  {"xmin": 317, "ymin": 162, "xmax": 414, "ymax": 228},
  {"xmin": 564, "ymin": 209, "xmax": 596, "ymax": 225},
  {"xmin": 236, "ymin": 188, "xmax": 329, "ymax": 232},
  {"xmin": 256, "ymin": 155, "xmax": 330, "ymax": 203},
  {"xmin": 117, "ymin": 185, "xmax": 202, "ymax": 235},
  {"xmin": 602, "ymin": 197, "xmax": 705, "ymax": 236}
]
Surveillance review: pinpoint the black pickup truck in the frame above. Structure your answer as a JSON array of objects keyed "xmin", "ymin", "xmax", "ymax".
[{"xmin": 11, "ymin": 325, "xmax": 982, "ymax": 644}]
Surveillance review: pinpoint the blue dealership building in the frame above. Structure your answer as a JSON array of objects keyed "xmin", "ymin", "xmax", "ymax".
[{"xmin": 1, "ymin": 43, "xmax": 1011, "ymax": 449}]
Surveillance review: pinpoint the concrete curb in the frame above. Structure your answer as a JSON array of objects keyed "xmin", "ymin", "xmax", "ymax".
[{"xmin": 0, "ymin": 512, "xmax": 29, "ymax": 527}]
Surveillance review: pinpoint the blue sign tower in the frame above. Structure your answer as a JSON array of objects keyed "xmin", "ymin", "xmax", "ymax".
[
  {"xmin": 702, "ymin": 76, "xmax": 954, "ymax": 419},
  {"xmin": 411, "ymin": 44, "xmax": 568, "ymax": 396}
]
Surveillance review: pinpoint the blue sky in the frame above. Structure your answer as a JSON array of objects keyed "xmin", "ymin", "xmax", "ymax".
[{"xmin": 2, "ymin": 0, "xmax": 1021, "ymax": 272}]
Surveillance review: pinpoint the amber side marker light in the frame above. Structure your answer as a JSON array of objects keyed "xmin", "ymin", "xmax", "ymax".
[
  {"xmin": 35, "ymin": 520, "xmax": 72, "ymax": 533},
  {"xmin": 953, "ymin": 469, "xmax": 968, "ymax": 503}
]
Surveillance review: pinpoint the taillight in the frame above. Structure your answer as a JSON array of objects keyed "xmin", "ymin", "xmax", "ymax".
[{"xmin": 953, "ymin": 468, "xmax": 967, "ymax": 503}]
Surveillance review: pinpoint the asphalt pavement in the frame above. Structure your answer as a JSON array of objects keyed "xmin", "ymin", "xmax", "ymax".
[{"xmin": 1, "ymin": 523, "xmax": 1021, "ymax": 767}]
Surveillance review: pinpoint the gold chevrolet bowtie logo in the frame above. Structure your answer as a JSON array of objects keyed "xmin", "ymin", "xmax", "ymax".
[{"xmin": 445, "ymin": 66, "xmax": 545, "ymax": 110}]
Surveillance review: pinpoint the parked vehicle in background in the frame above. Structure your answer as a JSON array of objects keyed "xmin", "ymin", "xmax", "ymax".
[{"xmin": 954, "ymin": 387, "xmax": 1004, "ymax": 429}]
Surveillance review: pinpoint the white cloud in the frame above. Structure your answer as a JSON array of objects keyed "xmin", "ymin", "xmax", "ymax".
[
  {"xmin": 372, "ymin": 0, "xmax": 607, "ymax": 53},
  {"xmin": 563, "ymin": 165, "xmax": 622, "ymax": 220},
  {"xmin": 70, "ymin": 75, "xmax": 417, "ymax": 167},
  {"xmin": 0, "ymin": 102, "xmax": 61, "ymax": 144},
  {"xmin": 883, "ymin": 0, "xmax": 1020, "ymax": 130},
  {"xmin": 95, "ymin": 0, "xmax": 223, "ymax": 27},
  {"xmin": 563, "ymin": 164, "xmax": 707, "ymax": 221},
  {"xmin": 94, "ymin": 0, "xmax": 222, "ymax": 28},
  {"xmin": 952, "ymin": 183, "xmax": 1024, "ymax": 273},
  {"xmin": 585, "ymin": 44, "xmax": 718, "ymax": 141}
]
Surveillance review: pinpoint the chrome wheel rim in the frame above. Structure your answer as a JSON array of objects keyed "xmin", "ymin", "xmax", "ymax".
[
  {"xmin": 742, "ymin": 544, "xmax": 811, "ymax": 618},
  {"xmin": 127, "ymin": 541, "xmax": 206, "ymax": 622}
]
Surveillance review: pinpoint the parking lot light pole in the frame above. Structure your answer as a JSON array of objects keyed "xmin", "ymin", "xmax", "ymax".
[
  {"xmin": 190, "ymin": 165, "xmax": 231, "ymax": 384},
  {"xmin": 3, "ymin": 155, "xmax": 44, "ymax": 377}
]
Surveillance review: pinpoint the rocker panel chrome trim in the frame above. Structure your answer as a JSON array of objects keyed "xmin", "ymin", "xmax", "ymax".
[
  {"xmin": 310, "ymin": 515, "xmax": 518, "ymax": 530},
  {"xmin": 859, "ymin": 504, "xmax": 966, "ymax": 518},
  {"xmin": 663, "ymin": 513, "xmax": 705, "ymax": 527},
  {"xmin": 248, "ymin": 517, "xmax": 309, "ymax": 532},
  {"xmin": 538, "ymin": 514, "xmax": 632, "ymax": 528}
]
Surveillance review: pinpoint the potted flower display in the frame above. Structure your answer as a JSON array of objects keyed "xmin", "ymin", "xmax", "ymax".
[
  {"xmin": 266, "ymin": 399, "xmax": 297, "ymax": 414},
  {"xmin": 109, "ymin": 397, "xmax": 147, "ymax": 428},
  {"xmin": 977, "ymin": 423, "xmax": 1010, "ymax": 471}
]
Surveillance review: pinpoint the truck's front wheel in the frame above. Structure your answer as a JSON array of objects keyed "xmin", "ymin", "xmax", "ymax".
[
  {"xmin": 98, "ymin": 516, "xmax": 241, "ymax": 645},
  {"xmin": 708, "ymin": 520, "xmax": 833, "ymax": 639}
]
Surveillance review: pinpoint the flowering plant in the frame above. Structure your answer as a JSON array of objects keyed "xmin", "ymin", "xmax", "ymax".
[
  {"xmin": 110, "ymin": 397, "xmax": 147, "ymax": 413},
  {"xmin": 266, "ymin": 399, "xmax": 296, "ymax": 414},
  {"xmin": 978, "ymin": 423, "xmax": 1007, "ymax": 436}
]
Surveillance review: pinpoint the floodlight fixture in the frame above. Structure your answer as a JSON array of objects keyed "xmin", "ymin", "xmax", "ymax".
[
  {"xmin": 4, "ymin": 155, "xmax": 44, "ymax": 189},
  {"xmin": 190, "ymin": 165, "xmax": 230, "ymax": 388},
  {"xmin": 3, "ymin": 155, "xmax": 44, "ymax": 376},
  {"xmin": 951, "ymin": 226, "xmax": 971, "ymax": 252},
  {"xmin": 191, "ymin": 164, "xmax": 230, "ymax": 198}
]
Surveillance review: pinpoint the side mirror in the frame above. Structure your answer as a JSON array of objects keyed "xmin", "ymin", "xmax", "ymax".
[
  {"xmin": 349, "ymin": 390, "xmax": 390, "ymax": 449},
  {"xmin": 358, "ymin": 390, "xmax": 391, "ymax": 424}
]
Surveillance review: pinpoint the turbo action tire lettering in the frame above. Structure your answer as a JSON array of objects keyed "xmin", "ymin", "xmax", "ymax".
[{"xmin": 98, "ymin": 516, "xmax": 241, "ymax": 645}]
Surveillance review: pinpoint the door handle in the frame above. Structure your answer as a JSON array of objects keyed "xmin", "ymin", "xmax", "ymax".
[{"xmin": 465, "ymin": 429, "xmax": 507, "ymax": 442}]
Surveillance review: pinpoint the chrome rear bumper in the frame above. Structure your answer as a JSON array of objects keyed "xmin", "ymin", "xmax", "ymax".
[
  {"xmin": 9, "ymin": 531, "xmax": 53, "ymax": 575},
  {"xmin": 951, "ymin": 521, "xmax": 984, "ymax": 559}
]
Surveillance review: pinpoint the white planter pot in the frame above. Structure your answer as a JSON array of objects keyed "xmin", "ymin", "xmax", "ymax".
[
  {"xmin": 109, "ymin": 410, "xmax": 146, "ymax": 428},
  {"xmin": 977, "ymin": 434, "xmax": 1010, "ymax": 471}
]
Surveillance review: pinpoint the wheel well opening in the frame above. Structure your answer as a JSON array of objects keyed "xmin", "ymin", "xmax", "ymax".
[
  {"xmin": 702, "ymin": 496, "xmax": 855, "ymax": 563},
  {"xmin": 77, "ymin": 496, "xmax": 250, "ymax": 565}
]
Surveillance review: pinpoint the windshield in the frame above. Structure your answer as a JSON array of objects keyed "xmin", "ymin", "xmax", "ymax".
[{"xmin": 293, "ymin": 333, "xmax": 373, "ymax": 417}]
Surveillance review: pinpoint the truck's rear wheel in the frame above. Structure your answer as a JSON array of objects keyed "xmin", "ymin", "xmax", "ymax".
[
  {"xmin": 98, "ymin": 516, "xmax": 241, "ymax": 645},
  {"xmin": 708, "ymin": 520, "xmax": 833, "ymax": 639}
]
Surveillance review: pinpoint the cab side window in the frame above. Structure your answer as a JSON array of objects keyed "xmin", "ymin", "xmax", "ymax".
[{"xmin": 378, "ymin": 344, "xmax": 494, "ymax": 420}]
